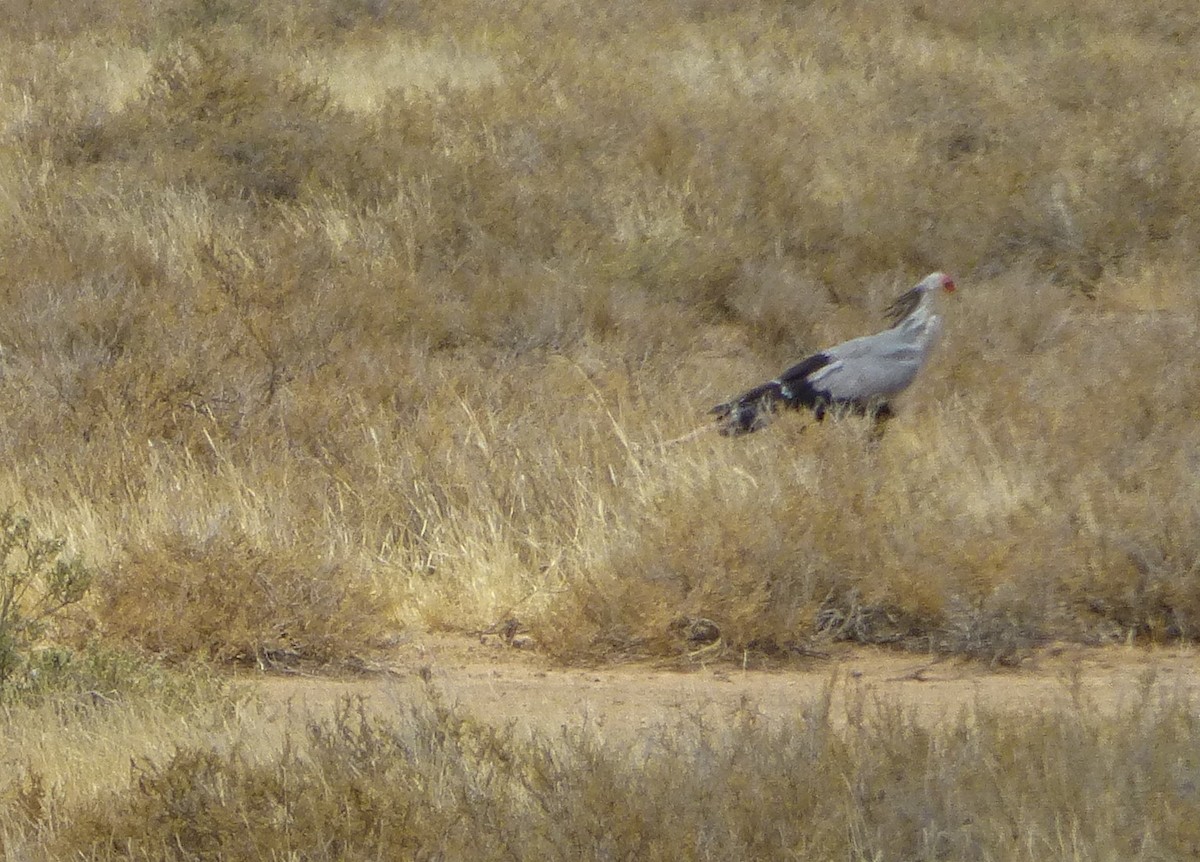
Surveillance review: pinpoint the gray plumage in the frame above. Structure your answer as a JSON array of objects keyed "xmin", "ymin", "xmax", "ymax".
[{"xmin": 711, "ymin": 272, "xmax": 956, "ymax": 435}]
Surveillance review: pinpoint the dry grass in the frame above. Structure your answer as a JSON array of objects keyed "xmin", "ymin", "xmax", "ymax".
[
  {"xmin": 0, "ymin": 650, "xmax": 233, "ymax": 849},
  {"xmin": 8, "ymin": 3, "xmax": 1200, "ymax": 854},
  {"xmin": 1, "ymin": 677, "xmax": 1195, "ymax": 861},
  {"xmin": 0, "ymin": 0, "xmax": 1197, "ymax": 668}
]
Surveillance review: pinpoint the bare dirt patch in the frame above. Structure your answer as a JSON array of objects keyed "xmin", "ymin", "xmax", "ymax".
[{"xmin": 254, "ymin": 638, "xmax": 1200, "ymax": 739}]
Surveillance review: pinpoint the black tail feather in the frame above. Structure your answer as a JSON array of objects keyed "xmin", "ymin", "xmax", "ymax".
[
  {"xmin": 711, "ymin": 353, "xmax": 834, "ymax": 436},
  {"xmin": 710, "ymin": 381, "xmax": 786, "ymax": 436},
  {"xmin": 711, "ymin": 365, "xmax": 895, "ymax": 436}
]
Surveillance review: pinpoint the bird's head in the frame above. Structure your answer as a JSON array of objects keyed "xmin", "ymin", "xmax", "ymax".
[
  {"xmin": 885, "ymin": 272, "xmax": 956, "ymax": 324},
  {"xmin": 920, "ymin": 272, "xmax": 956, "ymax": 294}
]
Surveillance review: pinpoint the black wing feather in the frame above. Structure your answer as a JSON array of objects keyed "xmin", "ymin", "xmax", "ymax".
[
  {"xmin": 710, "ymin": 353, "xmax": 834, "ymax": 435},
  {"xmin": 775, "ymin": 353, "xmax": 835, "ymax": 402}
]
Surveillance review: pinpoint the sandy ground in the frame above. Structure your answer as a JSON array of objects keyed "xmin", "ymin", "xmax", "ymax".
[{"xmin": 251, "ymin": 637, "xmax": 1200, "ymax": 739}]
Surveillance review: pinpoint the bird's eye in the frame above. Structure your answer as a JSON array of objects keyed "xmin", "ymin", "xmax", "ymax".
[{"xmin": 942, "ymin": 277, "xmax": 957, "ymax": 293}]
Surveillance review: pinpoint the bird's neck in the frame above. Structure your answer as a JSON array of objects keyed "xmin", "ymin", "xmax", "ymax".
[{"xmin": 894, "ymin": 293, "xmax": 940, "ymax": 340}]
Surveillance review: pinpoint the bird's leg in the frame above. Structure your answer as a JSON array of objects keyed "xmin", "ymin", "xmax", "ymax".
[{"xmin": 867, "ymin": 403, "xmax": 894, "ymax": 442}]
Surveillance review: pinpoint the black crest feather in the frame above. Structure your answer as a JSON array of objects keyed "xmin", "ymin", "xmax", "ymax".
[{"xmin": 884, "ymin": 286, "xmax": 922, "ymax": 325}]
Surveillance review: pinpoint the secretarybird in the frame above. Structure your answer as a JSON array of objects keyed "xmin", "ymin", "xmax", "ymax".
[{"xmin": 710, "ymin": 272, "xmax": 956, "ymax": 436}]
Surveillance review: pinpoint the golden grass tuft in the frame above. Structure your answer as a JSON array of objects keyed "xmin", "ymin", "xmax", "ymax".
[{"xmin": 99, "ymin": 530, "xmax": 392, "ymax": 665}]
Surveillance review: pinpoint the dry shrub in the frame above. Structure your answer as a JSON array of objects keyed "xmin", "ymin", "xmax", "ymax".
[
  {"xmin": 47, "ymin": 686, "xmax": 1200, "ymax": 861},
  {"xmin": 87, "ymin": 40, "xmax": 398, "ymax": 206},
  {"xmin": 99, "ymin": 532, "xmax": 390, "ymax": 666},
  {"xmin": 539, "ymin": 416, "xmax": 1064, "ymax": 664}
]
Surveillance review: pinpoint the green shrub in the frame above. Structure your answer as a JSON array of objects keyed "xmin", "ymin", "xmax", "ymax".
[{"xmin": 0, "ymin": 510, "xmax": 92, "ymax": 687}]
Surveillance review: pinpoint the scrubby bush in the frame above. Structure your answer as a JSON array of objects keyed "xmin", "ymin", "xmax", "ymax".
[
  {"xmin": 48, "ymin": 685, "xmax": 1200, "ymax": 861},
  {"xmin": 0, "ymin": 509, "xmax": 92, "ymax": 687},
  {"xmin": 99, "ymin": 531, "xmax": 392, "ymax": 667}
]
